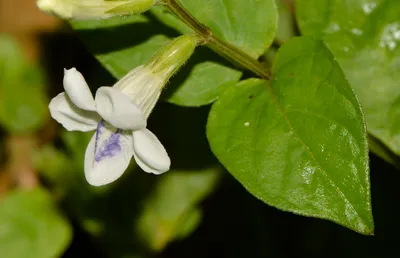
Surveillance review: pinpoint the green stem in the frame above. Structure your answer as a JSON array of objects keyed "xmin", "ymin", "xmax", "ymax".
[{"xmin": 162, "ymin": 0, "xmax": 271, "ymax": 80}]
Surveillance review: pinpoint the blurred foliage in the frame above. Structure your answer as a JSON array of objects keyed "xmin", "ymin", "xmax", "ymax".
[
  {"xmin": 135, "ymin": 167, "xmax": 221, "ymax": 251},
  {"xmin": 0, "ymin": 35, "xmax": 48, "ymax": 134},
  {"xmin": 0, "ymin": 189, "xmax": 71, "ymax": 258}
]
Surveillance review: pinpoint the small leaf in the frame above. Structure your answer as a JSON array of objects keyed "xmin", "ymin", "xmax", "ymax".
[
  {"xmin": 296, "ymin": 0, "xmax": 400, "ymax": 155},
  {"xmin": 0, "ymin": 188, "xmax": 72, "ymax": 258},
  {"xmin": 207, "ymin": 37, "xmax": 373, "ymax": 235},
  {"xmin": 0, "ymin": 35, "xmax": 48, "ymax": 133}
]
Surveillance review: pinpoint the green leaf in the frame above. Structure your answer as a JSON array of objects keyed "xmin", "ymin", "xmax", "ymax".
[
  {"xmin": 296, "ymin": 0, "xmax": 400, "ymax": 155},
  {"xmin": 72, "ymin": 15, "xmax": 241, "ymax": 107},
  {"xmin": 151, "ymin": 0, "xmax": 278, "ymax": 58},
  {"xmin": 0, "ymin": 35, "xmax": 48, "ymax": 133},
  {"xmin": 135, "ymin": 167, "xmax": 221, "ymax": 251},
  {"xmin": 0, "ymin": 188, "xmax": 72, "ymax": 258},
  {"xmin": 207, "ymin": 37, "xmax": 373, "ymax": 235}
]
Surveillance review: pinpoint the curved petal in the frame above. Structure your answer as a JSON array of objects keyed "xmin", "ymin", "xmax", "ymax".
[
  {"xmin": 85, "ymin": 122, "xmax": 134, "ymax": 186},
  {"xmin": 49, "ymin": 92, "xmax": 100, "ymax": 131},
  {"xmin": 132, "ymin": 129, "xmax": 170, "ymax": 175},
  {"xmin": 63, "ymin": 68, "xmax": 96, "ymax": 111},
  {"xmin": 95, "ymin": 87, "xmax": 146, "ymax": 130}
]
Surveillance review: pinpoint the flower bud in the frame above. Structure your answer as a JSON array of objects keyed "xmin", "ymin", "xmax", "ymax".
[
  {"xmin": 37, "ymin": 0, "xmax": 156, "ymax": 20},
  {"xmin": 147, "ymin": 35, "xmax": 199, "ymax": 80}
]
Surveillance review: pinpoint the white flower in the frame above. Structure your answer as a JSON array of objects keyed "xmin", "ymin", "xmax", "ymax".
[
  {"xmin": 37, "ymin": 0, "xmax": 156, "ymax": 19},
  {"xmin": 49, "ymin": 67, "xmax": 170, "ymax": 186}
]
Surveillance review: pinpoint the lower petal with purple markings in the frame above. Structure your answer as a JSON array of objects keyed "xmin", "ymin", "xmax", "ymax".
[{"xmin": 84, "ymin": 122, "xmax": 134, "ymax": 186}]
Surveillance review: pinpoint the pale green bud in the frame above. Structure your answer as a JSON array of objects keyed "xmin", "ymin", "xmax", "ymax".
[
  {"xmin": 37, "ymin": 0, "xmax": 156, "ymax": 20},
  {"xmin": 147, "ymin": 35, "xmax": 199, "ymax": 80}
]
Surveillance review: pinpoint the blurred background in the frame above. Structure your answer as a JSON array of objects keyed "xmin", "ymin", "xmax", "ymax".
[{"xmin": 0, "ymin": 0, "xmax": 400, "ymax": 257}]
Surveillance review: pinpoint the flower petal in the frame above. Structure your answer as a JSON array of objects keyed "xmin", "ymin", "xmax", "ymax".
[
  {"xmin": 63, "ymin": 68, "xmax": 96, "ymax": 111},
  {"xmin": 84, "ymin": 122, "xmax": 134, "ymax": 186},
  {"xmin": 132, "ymin": 129, "xmax": 170, "ymax": 174},
  {"xmin": 95, "ymin": 87, "xmax": 146, "ymax": 130},
  {"xmin": 49, "ymin": 92, "xmax": 100, "ymax": 131}
]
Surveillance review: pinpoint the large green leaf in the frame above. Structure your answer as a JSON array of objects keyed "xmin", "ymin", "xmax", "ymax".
[
  {"xmin": 207, "ymin": 37, "xmax": 373, "ymax": 234},
  {"xmin": 151, "ymin": 0, "xmax": 278, "ymax": 58},
  {"xmin": 296, "ymin": 0, "xmax": 400, "ymax": 155},
  {"xmin": 0, "ymin": 35, "xmax": 48, "ymax": 133},
  {"xmin": 72, "ymin": 15, "xmax": 241, "ymax": 107},
  {"xmin": 0, "ymin": 188, "xmax": 72, "ymax": 258}
]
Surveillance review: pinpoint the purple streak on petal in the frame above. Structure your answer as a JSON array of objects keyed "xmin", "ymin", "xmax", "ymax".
[
  {"xmin": 94, "ymin": 123, "xmax": 122, "ymax": 162},
  {"xmin": 94, "ymin": 121, "xmax": 104, "ymax": 154}
]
